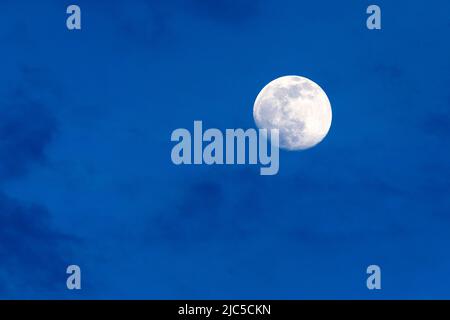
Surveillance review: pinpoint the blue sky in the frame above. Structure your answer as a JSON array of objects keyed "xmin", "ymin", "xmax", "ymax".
[{"xmin": 0, "ymin": 0, "xmax": 449, "ymax": 299}]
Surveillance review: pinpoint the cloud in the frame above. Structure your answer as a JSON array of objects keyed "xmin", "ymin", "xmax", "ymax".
[
  {"xmin": 115, "ymin": 3, "xmax": 174, "ymax": 49},
  {"xmin": 185, "ymin": 0, "xmax": 261, "ymax": 24},
  {"xmin": 422, "ymin": 113, "xmax": 450, "ymax": 138},
  {"xmin": 372, "ymin": 64, "xmax": 404, "ymax": 80},
  {"xmin": 149, "ymin": 168, "xmax": 270, "ymax": 248},
  {"xmin": 0, "ymin": 192, "xmax": 78, "ymax": 296},
  {"xmin": 0, "ymin": 99, "xmax": 57, "ymax": 181},
  {"xmin": 95, "ymin": 0, "xmax": 261, "ymax": 50},
  {"xmin": 0, "ymin": 58, "xmax": 76, "ymax": 296}
]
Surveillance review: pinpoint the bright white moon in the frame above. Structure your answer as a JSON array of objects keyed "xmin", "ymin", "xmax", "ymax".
[{"xmin": 253, "ymin": 75, "xmax": 332, "ymax": 151}]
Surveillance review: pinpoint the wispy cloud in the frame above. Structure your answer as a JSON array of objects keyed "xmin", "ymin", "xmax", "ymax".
[{"xmin": 0, "ymin": 192, "xmax": 79, "ymax": 297}]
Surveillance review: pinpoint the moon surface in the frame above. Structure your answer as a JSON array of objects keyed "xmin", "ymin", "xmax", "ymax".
[{"xmin": 253, "ymin": 75, "xmax": 332, "ymax": 150}]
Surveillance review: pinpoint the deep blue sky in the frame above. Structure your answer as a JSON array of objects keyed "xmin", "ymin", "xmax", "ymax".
[{"xmin": 0, "ymin": 0, "xmax": 449, "ymax": 299}]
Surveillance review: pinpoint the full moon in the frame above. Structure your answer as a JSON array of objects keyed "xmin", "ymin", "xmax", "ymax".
[{"xmin": 253, "ymin": 75, "xmax": 332, "ymax": 150}]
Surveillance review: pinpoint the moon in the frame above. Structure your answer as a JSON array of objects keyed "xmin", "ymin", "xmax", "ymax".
[{"xmin": 253, "ymin": 75, "xmax": 332, "ymax": 150}]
